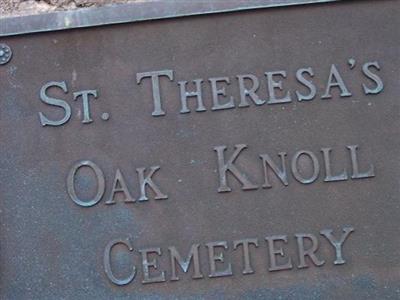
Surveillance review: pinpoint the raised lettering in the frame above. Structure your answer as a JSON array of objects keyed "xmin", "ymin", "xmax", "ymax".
[
  {"xmin": 321, "ymin": 147, "xmax": 348, "ymax": 182},
  {"xmin": 136, "ymin": 166, "xmax": 168, "ymax": 201},
  {"xmin": 362, "ymin": 61, "xmax": 384, "ymax": 95},
  {"xmin": 214, "ymin": 144, "xmax": 258, "ymax": 192},
  {"xmin": 136, "ymin": 70, "xmax": 174, "ymax": 116},
  {"xmin": 206, "ymin": 241, "xmax": 233, "ymax": 278},
  {"xmin": 209, "ymin": 77, "xmax": 235, "ymax": 111},
  {"xmin": 265, "ymin": 70, "xmax": 291, "ymax": 104},
  {"xmin": 140, "ymin": 247, "xmax": 166, "ymax": 284},
  {"xmin": 347, "ymin": 145, "xmax": 375, "ymax": 179},
  {"xmin": 178, "ymin": 79, "xmax": 206, "ymax": 114},
  {"xmin": 105, "ymin": 169, "xmax": 136, "ymax": 205},
  {"xmin": 265, "ymin": 235, "xmax": 293, "ymax": 271},
  {"xmin": 237, "ymin": 74, "xmax": 266, "ymax": 107},
  {"xmin": 233, "ymin": 238, "xmax": 259, "ymax": 274},
  {"xmin": 321, "ymin": 64, "xmax": 352, "ymax": 99},
  {"xmin": 295, "ymin": 67, "xmax": 316, "ymax": 101},
  {"xmin": 295, "ymin": 233, "xmax": 325, "ymax": 268},
  {"xmin": 260, "ymin": 152, "xmax": 288, "ymax": 188},
  {"xmin": 39, "ymin": 81, "xmax": 71, "ymax": 126},
  {"xmin": 320, "ymin": 227, "xmax": 354, "ymax": 265},
  {"xmin": 168, "ymin": 244, "xmax": 203, "ymax": 281},
  {"xmin": 291, "ymin": 150, "xmax": 320, "ymax": 184},
  {"xmin": 104, "ymin": 238, "xmax": 136, "ymax": 286},
  {"xmin": 67, "ymin": 160, "xmax": 105, "ymax": 207},
  {"xmin": 73, "ymin": 89, "xmax": 97, "ymax": 124}
]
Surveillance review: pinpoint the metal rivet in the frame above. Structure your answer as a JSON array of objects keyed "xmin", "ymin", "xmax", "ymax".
[
  {"xmin": 0, "ymin": 43, "xmax": 12, "ymax": 65},
  {"xmin": 101, "ymin": 112, "xmax": 110, "ymax": 121}
]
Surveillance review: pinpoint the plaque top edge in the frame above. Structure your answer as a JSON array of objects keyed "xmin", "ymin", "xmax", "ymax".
[{"xmin": 0, "ymin": 0, "xmax": 341, "ymax": 37}]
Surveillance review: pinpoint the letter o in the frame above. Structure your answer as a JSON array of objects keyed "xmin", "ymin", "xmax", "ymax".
[
  {"xmin": 291, "ymin": 150, "xmax": 320, "ymax": 184},
  {"xmin": 67, "ymin": 160, "xmax": 105, "ymax": 207}
]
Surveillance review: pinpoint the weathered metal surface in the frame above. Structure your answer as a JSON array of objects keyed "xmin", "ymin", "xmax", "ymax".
[
  {"xmin": 0, "ymin": 0, "xmax": 399, "ymax": 299},
  {"xmin": 0, "ymin": 0, "xmax": 341, "ymax": 37}
]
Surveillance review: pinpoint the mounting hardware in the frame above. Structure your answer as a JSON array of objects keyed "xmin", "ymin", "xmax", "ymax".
[{"xmin": 0, "ymin": 44, "xmax": 12, "ymax": 65}]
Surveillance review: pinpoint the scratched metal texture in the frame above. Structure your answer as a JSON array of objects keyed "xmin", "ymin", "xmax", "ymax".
[{"xmin": 0, "ymin": 0, "xmax": 399, "ymax": 299}]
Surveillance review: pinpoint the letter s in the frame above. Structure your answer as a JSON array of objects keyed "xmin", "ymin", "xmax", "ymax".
[
  {"xmin": 39, "ymin": 81, "xmax": 71, "ymax": 126},
  {"xmin": 362, "ymin": 62, "xmax": 384, "ymax": 95}
]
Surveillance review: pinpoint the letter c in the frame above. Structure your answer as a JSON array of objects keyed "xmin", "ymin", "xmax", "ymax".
[{"xmin": 104, "ymin": 238, "xmax": 136, "ymax": 286}]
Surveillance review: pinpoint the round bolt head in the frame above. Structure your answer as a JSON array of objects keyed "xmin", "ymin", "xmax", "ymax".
[{"xmin": 0, "ymin": 44, "xmax": 12, "ymax": 65}]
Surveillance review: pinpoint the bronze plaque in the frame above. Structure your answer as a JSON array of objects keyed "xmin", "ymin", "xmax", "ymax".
[{"xmin": 0, "ymin": 0, "xmax": 399, "ymax": 298}]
